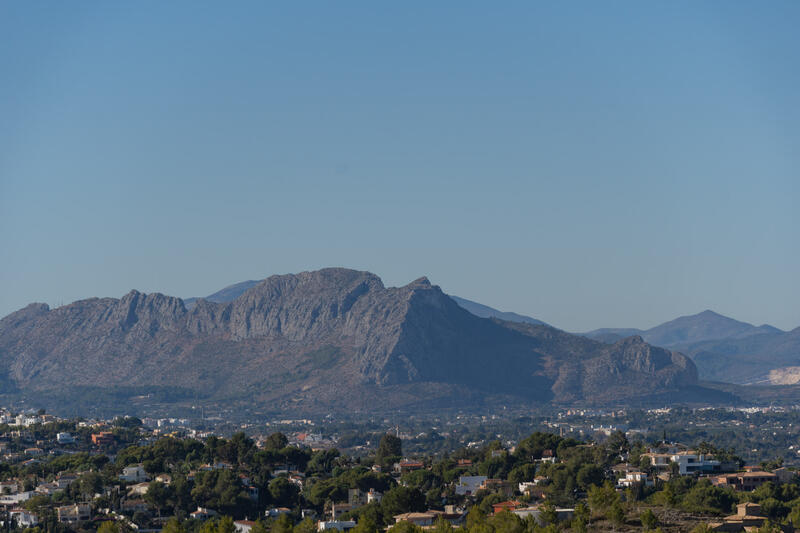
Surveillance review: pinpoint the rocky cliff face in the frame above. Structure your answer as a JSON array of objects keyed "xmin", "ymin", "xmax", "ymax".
[{"xmin": 0, "ymin": 268, "xmax": 699, "ymax": 412}]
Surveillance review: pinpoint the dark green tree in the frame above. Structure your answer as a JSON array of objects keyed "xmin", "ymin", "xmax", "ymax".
[
  {"xmin": 376, "ymin": 434, "xmax": 402, "ymax": 464},
  {"xmin": 640, "ymin": 509, "xmax": 657, "ymax": 530}
]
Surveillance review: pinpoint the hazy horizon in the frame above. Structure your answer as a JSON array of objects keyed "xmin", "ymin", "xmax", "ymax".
[{"xmin": 2, "ymin": 2, "xmax": 798, "ymax": 332}]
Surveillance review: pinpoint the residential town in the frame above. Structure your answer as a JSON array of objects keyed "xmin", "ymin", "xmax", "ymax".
[{"xmin": 1, "ymin": 406, "xmax": 800, "ymax": 532}]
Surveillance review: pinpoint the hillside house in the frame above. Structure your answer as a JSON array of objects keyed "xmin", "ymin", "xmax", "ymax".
[
  {"xmin": 56, "ymin": 504, "xmax": 91, "ymax": 524},
  {"xmin": 711, "ymin": 471, "xmax": 778, "ymax": 491},
  {"xmin": 56, "ymin": 474, "xmax": 78, "ymax": 488},
  {"xmin": 393, "ymin": 460, "xmax": 425, "ymax": 475},
  {"xmin": 518, "ymin": 482, "xmax": 547, "ymax": 500},
  {"xmin": 617, "ymin": 471, "xmax": 654, "ymax": 488},
  {"xmin": 120, "ymin": 465, "xmax": 148, "ymax": 483},
  {"xmin": 643, "ymin": 450, "xmax": 720, "ymax": 475},
  {"xmin": 455, "ymin": 475, "xmax": 487, "ymax": 496},
  {"xmin": 35, "ymin": 482, "xmax": 62, "ymax": 496},
  {"xmin": 394, "ymin": 512, "xmax": 437, "ymax": 527},
  {"xmin": 318, "ymin": 521, "xmax": 357, "ymax": 531},
  {"xmin": 9, "ymin": 508, "xmax": 38, "ymax": 527},
  {"xmin": 539, "ymin": 450, "xmax": 556, "ymax": 463},
  {"xmin": 91, "ymin": 432, "xmax": 115, "ymax": 446},
  {"xmin": 492, "ymin": 500, "xmax": 524, "ymax": 515},
  {"xmin": 190, "ymin": 507, "xmax": 218, "ymax": 520},
  {"xmin": 127, "ymin": 482, "xmax": 150, "ymax": 497},
  {"xmin": 0, "ymin": 491, "xmax": 33, "ymax": 506},
  {"xmin": 708, "ymin": 502, "xmax": 768, "ymax": 531},
  {"xmin": 121, "ymin": 499, "xmax": 149, "ymax": 513},
  {"xmin": 0, "ymin": 481, "xmax": 19, "ymax": 494},
  {"xmin": 330, "ymin": 503, "xmax": 357, "ymax": 519}
]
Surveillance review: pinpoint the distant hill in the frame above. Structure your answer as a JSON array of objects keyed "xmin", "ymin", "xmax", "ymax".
[
  {"xmin": 444, "ymin": 296, "xmax": 548, "ymax": 326},
  {"xmin": 0, "ymin": 268, "xmax": 702, "ymax": 416},
  {"xmin": 582, "ymin": 311, "xmax": 796, "ymax": 384},
  {"xmin": 183, "ymin": 280, "xmax": 261, "ymax": 309}
]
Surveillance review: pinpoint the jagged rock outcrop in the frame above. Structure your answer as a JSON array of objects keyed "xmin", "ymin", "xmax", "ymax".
[{"xmin": 0, "ymin": 268, "xmax": 700, "ymax": 413}]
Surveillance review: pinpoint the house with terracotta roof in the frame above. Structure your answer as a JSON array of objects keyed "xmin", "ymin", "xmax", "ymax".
[
  {"xmin": 711, "ymin": 470, "xmax": 778, "ymax": 491},
  {"xmin": 492, "ymin": 500, "xmax": 524, "ymax": 515},
  {"xmin": 393, "ymin": 512, "xmax": 437, "ymax": 527},
  {"xmin": 91, "ymin": 432, "xmax": 114, "ymax": 446},
  {"xmin": 393, "ymin": 460, "xmax": 425, "ymax": 475},
  {"xmin": 539, "ymin": 450, "xmax": 556, "ymax": 463},
  {"xmin": 190, "ymin": 507, "xmax": 218, "ymax": 520},
  {"xmin": 707, "ymin": 502, "xmax": 771, "ymax": 532}
]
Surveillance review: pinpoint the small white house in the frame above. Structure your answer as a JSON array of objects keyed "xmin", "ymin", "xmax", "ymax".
[
  {"xmin": 120, "ymin": 465, "xmax": 148, "ymax": 483},
  {"xmin": 57, "ymin": 432, "xmax": 76, "ymax": 444},
  {"xmin": 366, "ymin": 488, "xmax": 382, "ymax": 504},
  {"xmin": 10, "ymin": 509, "xmax": 38, "ymax": 527},
  {"xmin": 617, "ymin": 471, "xmax": 654, "ymax": 488}
]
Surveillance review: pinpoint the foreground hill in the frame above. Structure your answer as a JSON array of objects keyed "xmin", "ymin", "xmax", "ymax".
[{"xmin": 0, "ymin": 268, "xmax": 702, "ymax": 415}]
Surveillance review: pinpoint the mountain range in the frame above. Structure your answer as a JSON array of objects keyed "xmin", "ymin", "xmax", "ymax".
[
  {"xmin": 581, "ymin": 311, "xmax": 799, "ymax": 385},
  {"xmin": 0, "ymin": 268, "xmax": 708, "ymax": 416},
  {"xmin": 186, "ymin": 281, "xmax": 800, "ymax": 386}
]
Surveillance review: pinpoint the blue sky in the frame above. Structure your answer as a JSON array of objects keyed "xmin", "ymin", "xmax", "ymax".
[{"xmin": 1, "ymin": 2, "xmax": 798, "ymax": 332}]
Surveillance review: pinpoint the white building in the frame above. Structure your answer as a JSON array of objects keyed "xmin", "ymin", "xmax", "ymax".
[
  {"xmin": 120, "ymin": 465, "xmax": 148, "ymax": 483},
  {"xmin": 10, "ymin": 509, "xmax": 38, "ymax": 527},
  {"xmin": 616, "ymin": 471, "xmax": 654, "ymax": 488},
  {"xmin": 0, "ymin": 492, "xmax": 34, "ymax": 506},
  {"xmin": 644, "ymin": 451, "xmax": 720, "ymax": 475},
  {"xmin": 57, "ymin": 432, "xmax": 76, "ymax": 444}
]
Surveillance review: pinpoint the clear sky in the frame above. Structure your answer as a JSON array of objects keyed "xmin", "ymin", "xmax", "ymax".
[{"xmin": 1, "ymin": 2, "xmax": 798, "ymax": 332}]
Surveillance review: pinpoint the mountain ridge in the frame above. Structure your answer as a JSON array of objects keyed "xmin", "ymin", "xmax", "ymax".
[{"xmin": 0, "ymin": 268, "xmax": 701, "ymax": 415}]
